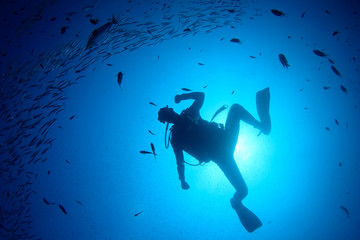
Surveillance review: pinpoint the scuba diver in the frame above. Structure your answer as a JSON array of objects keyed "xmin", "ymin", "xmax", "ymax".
[{"xmin": 157, "ymin": 88, "xmax": 271, "ymax": 233}]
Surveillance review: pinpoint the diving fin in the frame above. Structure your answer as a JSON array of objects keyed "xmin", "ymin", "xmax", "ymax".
[
  {"xmin": 256, "ymin": 87, "xmax": 271, "ymax": 135},
  {"xmin": 231, "ymin": 198, "xmax": 263, "ymax": 233}
]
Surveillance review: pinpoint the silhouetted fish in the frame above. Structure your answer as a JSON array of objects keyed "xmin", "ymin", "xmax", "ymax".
[
  {"xmin": 271, "ymin": 9, "xmax": 285, "ymax": 16},
  {"xmin": 60, "ymin": 26, "xmax": 69, "ymax": 34},
  {"xmin": 76, "ymin": 200, "xmax": 83, "ymax": 206},
  {"xmin": 148, "ymin": 130, "xmax": 155, "ymax": 135},
  {"xmin": 340, "ymin": 206, "xmax": 350, "ymax": 218},
  {"xmin": 134, "ymin": 211, "xmax": 143, "ymax": 217},
  {"xmin": 340, "ymin": 85, "xmax": 347, "ymax": 93},
  {"xmin": 58, "ymin": 204, "xmax": 67, "ymax": 214},
  {"xmin": 117, "ymin": 72, "xmax": 123, "ymax": 90},
  {"xmin": 149, "ymin": 102, "xmax": 157, "ymax": 106},
  {"xmin": 140, "ymin": 151, "xmax": 153, "ymax": 154},
  {"xmin": 198, "ymin": 62, "xmax": 204, "ymax": 65},
  {"xmin": 230, "ymin": 38, "xmax": 241, "ymax": 43},
  {"xmin": 279, "ymin": 54, "xmax": 290, "ymax": 69},
  {"xmin": 323, "ymin": 86, "xmax": 330, "ymax": 90},
  {"xmin": 151, "ymin": 143, "xmax": 156, "ymax": 159},
  {"xmin": 332, "ymin": 30, "xmax": 339, "ymax": 36},
  {"xmin": 331, "ymin": 65, "xmax": 341, "ymax": 77},
  {"xmin": 86, "ymin": 15, "xmax": 118, "ymax": 49},
  {"xmin": 313, "ymin": 50, "xmax": 327, "ymax": 57},
  {"xmin": 334, "ymin": 119, "xmax": 339, "ymax": 126},
  {"xmin": 43, "ymin": 198, "xmax": 52, "ymax": 205},
  {"xmin": 181, "ymin": 88, "xmax": 192, "ymax": 91},
  {"xmin": 69, "ymin": 115, "xmax": 75, "ymax": 120},
  {"xmin": 325, "ymin": 126, "xmax": 330, "ymax": 131},
  {"xmin": 211, "ymin": 105, "xmax": 228, "ymax": 122},
  {"xmin": 90, "ymin": 18, "xmax": 99, "ymax": 25},
  {"xmin": 301, "ymin": 11, "xmax": 306, "ymax": 18}
]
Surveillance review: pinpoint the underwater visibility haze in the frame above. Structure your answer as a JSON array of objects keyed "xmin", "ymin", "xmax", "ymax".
[{"xmin": 1, "ymin": 0, "xmax": 360, "ymax": 239}]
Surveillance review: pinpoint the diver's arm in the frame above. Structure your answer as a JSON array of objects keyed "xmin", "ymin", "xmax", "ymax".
[
  {"xmin": 171, "ymin": 142, "xmax": 190, "ymax": 190},
  {"xmin": 175, "ymin": 92, "xmax": 204, "ymax": 112}
]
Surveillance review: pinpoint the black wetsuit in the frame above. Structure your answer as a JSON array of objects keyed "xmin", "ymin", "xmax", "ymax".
[{"xmin": 171, "ymin": 105, "xmax": 248, "ymax": 198}]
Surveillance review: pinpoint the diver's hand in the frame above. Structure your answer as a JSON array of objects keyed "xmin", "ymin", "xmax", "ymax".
[
  {"xmin": 181, "ymin": 180, "xmax": 190, "ymax": 190},
  {"xmin": 175, "ymin": 95, "xmax": 181, "ymax": 104}
]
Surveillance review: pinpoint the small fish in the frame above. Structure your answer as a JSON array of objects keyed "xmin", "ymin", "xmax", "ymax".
[
  {"xmin": 148, "ymin": 130, "xmax": 155, "ymax": 135},
  {"xmin": 43, "ymin": 198, "xmax": 51, "ymax": 205},
  {"xmin": 107, "ymin": 63, "xmax": 113, "ymax": 66},
  {"xmin": 325, "ymin": 126, "xmax": 330, "ymax": 131},
  {"xmin": 271, "ymin": 9, "xmax": 285, "ymax": 16},
  {"xmin": 149, "ymin": 102, "xmax": 157, "ymax": 106},
  {"xmin": 60, "ymin": 26, "xmax": 69, "ymax": 34},
  {"xmin": 230, "ymin": 38, "xmax": 241, "ymax": 43},
  {"xmin": 151, "ymin": 143, "xmax": 156, "ymax": 159},
  {"xmin": 279, "ymin": 54, "xmax": 290, "ymax": 69},
  {"xmin": 181, "ymin": 88, "xmax": 192, "ymax": 92},
  {"xmin": 140, "ymin": 150, "xmax": 153, "ymax": 154},
  {"xmin": 332, "ymin": 30, "xmax": 339, "ymax": 36},
  {"xmin": 325, "ymin": 10, "xmax": 331, "ymax": 14},
  {"xmin": 90, "ymin": 18, "xmax": 99, "ymax": 25},
  {"xmin": 334, "ymin": 119, "xmax": 339, "ymax": 126},
  {"xmin": 227, "ymin": 9, "xmax": 235, "ymax": 13},
  {"xmin": 69, "ymin": 115, "xmax": 75, "ymax": 120},
  {"xmin": 323, "ymin": 86, "xmax": 330, "ymax": 90},
  {"xmin": 331, "ymin": 65, "xmax": 341, "ymax": 77},
  {"xmin": 231, "ymin": 90, "xmax": 234, "ymax": 95},
  {"xmin": 86, "ymin": 15, "xmax": 118, "ymax": 49},
  {"xmin": 211, "ymin": 105, "xmax": 228, "ymax": 122},
  {"xmin": 328, "ymin": 58, "xmax": 335, "ymax": 64},
  {"xmin": 183, "ymin": 28, "xmax": 191, "ymax": 32},
  {"xmin": 198, "ymin": 62, "xmax": 204, "ymax": 65},
  {"xmin": 117, "ymin": 72, "xmax": 123, "ymax": 90},
  {"xmin": 58, "ymin": 204, "xmax": 67, "ymax": 215},
  {"xmin": 65, "ymin": 159, "xmax": 71, "ymax": 164},
  {"xmin": 76, "ymin": 200, "xmax": 83, "ymax": 206},
  {"xmin": 203, "ymin": 85, "xmax": 208, "ymax": 89},
  {"xmin": 134, "ymin": 211, "xmax": 143, "ymax": 217},
  {"xmin": 250, "ymin": 56, "xmax": 256, "ymax": 58},
  {"xmin": 339, "ymin": 206, "xmax": 350, "ymax": 218},
  {"xmin": 340, "ymin": 85, "xmax": 347, "ymax": 93},
  {"xmin": 301, "ymin": 11, "xmax": 306, "ymax": 18},
  {"xmin": 339, "ymin": 162, "xmax": 342, "ymax": 167},
  {"xmin": 147, "ymin": 30, "xmax": 152, "ymax": 35},
  {"xmin": 313, "ymin": 50, "xmax": 327, "ymax": 57},
  {"xmin": 139, "ymin": 150, "xmax": 157, "ymax": 156}
]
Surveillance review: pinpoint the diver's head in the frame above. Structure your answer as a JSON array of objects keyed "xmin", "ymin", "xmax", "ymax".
[{"xmin": 158, "ymin": 106, "xmax": 177, "ymax": 124}]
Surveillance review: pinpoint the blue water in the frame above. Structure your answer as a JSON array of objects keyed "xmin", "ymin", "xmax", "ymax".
[{"xmin": 1, "ymin": 0, "xmax": 360, "ymax": 239}]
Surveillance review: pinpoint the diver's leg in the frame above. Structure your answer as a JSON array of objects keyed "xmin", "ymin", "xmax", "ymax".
[
  {"xmin": 225, "ymin": 104, "xmax": 261, "ymax": 152},
  {"xmin": 216, "ymin": 157, "xmax": 262, "ymax": 233},
  {"xmin": 217, "ymin": 157, "xmax": 248, "ymax": 201},
  {"xmin": 225, "ymin": 87, "xmax": 271, "ymax": 139},
  {"xmin": 256, "ymin": 87, "xmax": 271, "ymax": 135}
]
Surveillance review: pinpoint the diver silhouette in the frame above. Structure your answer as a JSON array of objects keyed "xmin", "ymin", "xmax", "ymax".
[{"xmin": 157, "ymin": 88, "xmax": 271, "ymax": 233}]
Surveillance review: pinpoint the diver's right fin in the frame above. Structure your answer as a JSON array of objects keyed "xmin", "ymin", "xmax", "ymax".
[
  {"xmin": 231, "ymin": 199, "xmax": 263, "ymax": 233},
  {"xmin": 256, "ymin": 87, "xmax": 271, "ymax": 135}
]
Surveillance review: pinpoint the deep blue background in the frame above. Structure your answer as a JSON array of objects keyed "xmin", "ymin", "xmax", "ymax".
[{"xmin": 1, "ymin": 0, "xmax": 360, "ymax": 239}]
